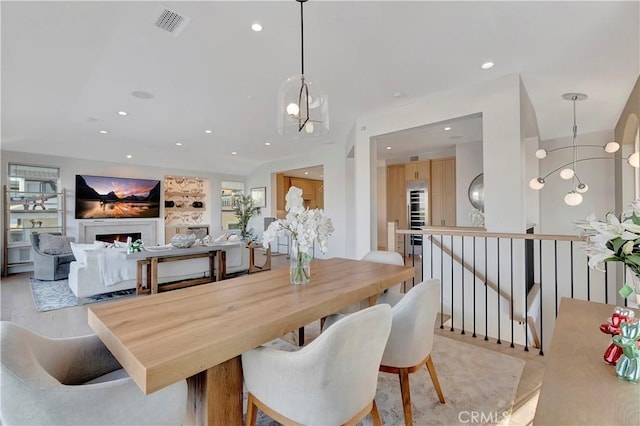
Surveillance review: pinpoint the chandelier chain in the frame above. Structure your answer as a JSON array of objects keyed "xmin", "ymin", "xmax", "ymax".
[{"xmin": 300, "ymin": 0, "xmax": 304, "ymax": 76}]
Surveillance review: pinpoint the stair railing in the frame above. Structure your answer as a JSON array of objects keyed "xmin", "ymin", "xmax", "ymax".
[{"xmin": 388, "ymin": 223, "xmax": 625, "ymax": 354}]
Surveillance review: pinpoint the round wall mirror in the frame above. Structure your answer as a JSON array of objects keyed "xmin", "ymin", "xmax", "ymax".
[{"xmin": 468, "ymin": 173, "xmax": 484, "ymax": 212}]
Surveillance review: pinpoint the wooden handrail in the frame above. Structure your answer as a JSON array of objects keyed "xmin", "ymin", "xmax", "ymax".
[{"xmin": 398, "ymin": 227, "xmax": 585, "ymax": 242}]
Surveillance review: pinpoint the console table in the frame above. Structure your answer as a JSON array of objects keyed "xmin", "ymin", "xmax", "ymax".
[
  {"xmin": 534, "ymin": 298, "xmax": 640, "ymax": 425},
  {"xmin": 122, "ymin": 242, "xmax": 242, "ymax": 294}
]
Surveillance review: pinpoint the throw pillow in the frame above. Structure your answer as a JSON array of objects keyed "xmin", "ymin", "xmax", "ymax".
[
  {"xmin": 38, "ymin": 233, "xmax": 74, "ymax": 255},
  {"xmin": 70, "ymin": 241, "xmax": 105, "ymax": 264}
]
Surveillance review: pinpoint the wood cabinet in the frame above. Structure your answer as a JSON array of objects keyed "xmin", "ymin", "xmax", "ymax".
[
  {"xmin": 405, "ymin": 160, "xmax": 430, "ymax": 182},
  {"xmin": 430, "ymin": 157, "xmax": 456, "ymax": 227},
  {"xmin": 386, "ymin": 164, "xmax": 407, "ymax": 253},
  {"xmin": 276, "ymin": 175, "xmax": 324, "ymax": 213}
]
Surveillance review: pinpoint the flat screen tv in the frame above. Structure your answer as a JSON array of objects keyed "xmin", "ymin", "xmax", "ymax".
[{"xmin": 75, "ymin": 175, "xmax": 161, "ymax": 219}]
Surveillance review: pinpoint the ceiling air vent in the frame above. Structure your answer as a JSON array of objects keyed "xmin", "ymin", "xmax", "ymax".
[
  {"xmin": 154, "ymin": 8, "xmax": 190, "ymax": 37},
  {"xmin": 409, "ymin": 156, "xmax": 419, "ymax": 162}
]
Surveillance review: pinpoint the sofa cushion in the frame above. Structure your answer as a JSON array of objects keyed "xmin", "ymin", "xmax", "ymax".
[
  {"xmin": 70, "ymin": 241, "xmax": 105, "ymax": 265},
  {"xmin": 38, "ymin": 234, "xmax": 73, "ymax": 255}
]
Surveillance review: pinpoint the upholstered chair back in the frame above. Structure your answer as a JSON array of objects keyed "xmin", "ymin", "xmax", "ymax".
[
  {"xmin": 1, "ymin": 321, "xmax": 187, "ymax": 426},
  {"xmin": 242, "ymin": 304, "xmax": 392, "ymax": 425},
  {"xmin": 362, "ymin": 250, "xmax": 405, "ymax": 293},
  {"xmin": 381, "ymin": 279, "xmax": 440, "ymax": 368}
]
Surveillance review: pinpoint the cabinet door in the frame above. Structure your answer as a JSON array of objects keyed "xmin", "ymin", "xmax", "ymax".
[
  {"xmin": 387, "ymin": 165, "xmax": 407, "ymax": 229},
  {"xmin": 416, "ymin": 160, "xmax": 431, "ymax": 181},
  {"xmin": 430, "ymin": 160, "xmax": 445, "ymax": 226},
  {"xmin": 430, "ymin": 158, "xmax": 456, "ymax": 226},
  {"xmin": 443, "ymin": 158, "xmax": 457, "ymax": 226},
  {"xmin": 405, "ymin": 163, "xmax": 418, "ymax": 181}
]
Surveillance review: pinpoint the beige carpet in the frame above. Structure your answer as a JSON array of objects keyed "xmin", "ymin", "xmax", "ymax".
[{"xmin": 248, "ymin": 325, "xmax": 525, "ymax": 426}]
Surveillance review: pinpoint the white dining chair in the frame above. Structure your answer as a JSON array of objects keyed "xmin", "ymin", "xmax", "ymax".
[
  {"xmin": 362, "ymin": 250, "xmax": 406, "ymax": 294},
  {"xmin": 242, "ymin": 304, "xmax": 392, "ymax": 426},
  {"xmin": 334, "ymin": 250, "xmax": 406, "ymax": 317},
  {"xmin": 377, "ymin": 279, "xmax": 446, "ymax": 426},
  {"xmin": 322, "ymin": 279, "xmax": 445, "ymax": 426},
  {"xmin": 0, "ymin": 321, "xmax": 188, "ymax": 426}
]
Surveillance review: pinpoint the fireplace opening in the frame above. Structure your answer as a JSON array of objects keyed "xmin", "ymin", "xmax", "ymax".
[{"xmin": 96, "ymin": 232, "xmax": 142, "ymax": 244}]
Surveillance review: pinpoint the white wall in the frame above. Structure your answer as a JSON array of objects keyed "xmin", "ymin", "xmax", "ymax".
[
  {"xmin": 244, "ymin": 144, "xmax": 349, "ymax": 259},
  {"xmin": 376, "ymin": 162, "xmax": 387, "ymax": 249},
  {"xmin": 354, "ymin": 74, "xmax": 525, "ymax": 258},
  {"xmin": 455, "ymin": 142, "xmax": 483, "ymax": 226},
  {"xmin": 1, "ymin": 150, "xmax": 244, "ymax": 262},
  {"xmin": 524, "ymin": 136, "xmax": 541, "ymax": 229},
  {"xmin": 538, "ymin": 130, "xmax": 616, "ymax": 235}
]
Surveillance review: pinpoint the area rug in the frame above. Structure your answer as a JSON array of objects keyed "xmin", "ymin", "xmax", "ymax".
[
  {"xmin": 29, "ymin": 278, "xmax": 135, "ymax": 312},
  {"xmin": 248, "ymin": 331, "xmax": 525, "ymax": 426}
]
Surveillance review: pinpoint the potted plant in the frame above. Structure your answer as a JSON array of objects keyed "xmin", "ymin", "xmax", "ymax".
[{"xmin": 233, "ymin": 193, "xmax": 261, "ymax": 240}]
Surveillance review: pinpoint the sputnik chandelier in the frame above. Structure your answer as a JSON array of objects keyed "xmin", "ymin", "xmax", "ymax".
[
  {"xmin": 529, "ymin": 93, "xmax": 639, "ymax": 206},
  {"xmin": 276, "ymin": 0, "xmax": 329, "ymax": 137}
]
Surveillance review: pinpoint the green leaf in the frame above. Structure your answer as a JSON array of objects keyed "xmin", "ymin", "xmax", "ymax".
[
  {"xmin": 625, "ymin": 254, "xmax": 640, "ymax": 267},
  {"xmin": 632, "ymin": 213, "xmax": 640, "ymax": 226},
  {"xmin": 611, "ymin": 237, "xmax": 626, "ymax": 254}
]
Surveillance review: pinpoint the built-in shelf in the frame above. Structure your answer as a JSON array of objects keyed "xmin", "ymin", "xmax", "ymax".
[
  {"xmin": 164, "ymin": 176, "xmax": 210, "ymax": 243},
  {"xmin": 3, "ymin": 186, "xmax": 66, "ymax": 276}
]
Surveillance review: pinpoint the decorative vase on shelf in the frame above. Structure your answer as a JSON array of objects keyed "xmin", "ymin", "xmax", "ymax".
[{"xmin": 290, "ymin": 240, "xmax": 311, "ymax": 285}]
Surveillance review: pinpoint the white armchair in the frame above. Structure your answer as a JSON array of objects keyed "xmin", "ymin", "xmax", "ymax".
[
  {"xmin": 0, "ymin": 321, "xmax": 187, "ymax": 426},
  {"xmin": 242, "ymin": 304, "xmax": 392, "ymax": 426}
]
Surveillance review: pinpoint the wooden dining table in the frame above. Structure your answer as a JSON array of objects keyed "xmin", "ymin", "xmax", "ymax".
[{"xmin": 87, "ymin": 257, "xmax": 415, "ymax": 425}]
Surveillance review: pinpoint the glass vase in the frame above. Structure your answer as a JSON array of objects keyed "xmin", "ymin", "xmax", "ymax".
[
  {"xmin": 290, "ymin": 241, "xmax": 311, "ymax": 285},
  {"xmin": 623, "ymin": 268, "xmax": 640, "ymax": 306}
]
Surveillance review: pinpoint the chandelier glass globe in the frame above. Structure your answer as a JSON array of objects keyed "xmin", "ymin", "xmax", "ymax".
[
  {"xmin": 529, "ymin": 177, "xmax": 545, "ymax": 190},
  {"xmin": 559, "ymin": 168, "xmax": 575, "ymax": 180},
  {"xmin": 564, "ymin": 191, "xmax": 583, "ymax": 206}
]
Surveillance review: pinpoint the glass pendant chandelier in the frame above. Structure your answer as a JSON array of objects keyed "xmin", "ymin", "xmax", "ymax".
[
  {"xmin": 277, "ymin": 0, "xmax": 329, "ymax": 137},
  {"xmin": 529, "ymin": 92, "xmax": 639, "ymax": 206}
]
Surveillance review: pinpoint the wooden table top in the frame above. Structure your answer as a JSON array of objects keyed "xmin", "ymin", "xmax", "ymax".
[
  {"xmin": 534, "ymin": 298, "xmax": 640, "ymax": 425},
  {"xmin": 122, "ymin": 241, "xmax": 243, "ymax": 260},
  {"xmin": 88, "ymin": 257, "xmax": 415, "ymax": 395}
]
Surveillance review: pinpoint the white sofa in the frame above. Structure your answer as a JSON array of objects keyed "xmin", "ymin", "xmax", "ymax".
[{"xmin": 68, "ymin": 242, "xmax": 249, "ymax": 300}]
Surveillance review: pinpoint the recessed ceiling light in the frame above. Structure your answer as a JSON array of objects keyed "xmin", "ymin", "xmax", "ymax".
[
  {"xmin": 99, "ymin": 130, "xmax": 108, "ymax": 134},
  {"xmin": 444, "ymin": 126, "xmax": 452, "ymax": 131},
  {"xmin": 126, "ymin": 154, "xmax": 132, "ymax": 159},
  {"xmin": 204, "ymin": 129, "xmax": 212, "ymax": 134},
  {"xmin": 176, "ymin": 142, "xmax": 183, "ymax": 146},
  {"xmin": 386, "ymin": 146, "xmax": 391, "ymax": 150},
  {"xmin": 251, "ymin": 23, "xmax": 263, "ymax": 32},
  {"xmin": 117, "ymin": 111, "xmax": 128, "ymax": 116},
  {"xmin": 304, "ymin": 171, "xmax": 309, "ymax": 175},
  {"xmin": 481, "ymin": 61, "xmax": 494, "ymax": 69},
  {"xmin": 265, "ymin": 142, "xmax": 271, "ymax": 146},
  {"xmin": 393, "ymin": 92, "xmax": 404, "ymax": 98},
  {"xmin": 232, "ymin": 151, "xmax": 237, "ymax": 155}
]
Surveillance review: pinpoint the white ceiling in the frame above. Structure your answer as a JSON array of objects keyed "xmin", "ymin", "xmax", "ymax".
[{"xmin": 2, "ymin": 1, "xmax": 638, "ymax": 176}]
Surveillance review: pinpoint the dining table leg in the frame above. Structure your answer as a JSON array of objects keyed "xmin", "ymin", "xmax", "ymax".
[{"xmin": 185, "ymin": 356, "xmax": 244, "ymax": 426}]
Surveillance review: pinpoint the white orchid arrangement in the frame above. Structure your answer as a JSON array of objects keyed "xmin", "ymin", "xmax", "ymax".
[
  {"xmin": 262, "ymin": 186, "xmax": 334, "ymax": 258},
  {"xmin": 468, "ymin": 208, "xmax": 485, "ymax": 227},
  {"xmin": 576, "ymin": 200, "xmax": 640, "ymax": 298}
]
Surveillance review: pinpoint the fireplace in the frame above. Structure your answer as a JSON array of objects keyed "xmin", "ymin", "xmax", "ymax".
[
  {"xmin": 79, "ymin": 221, "xmax": 158, "ymax": 245},
  {"xmin": 96, "ymin": 232, "xmax": 142, "ymax": 244}
]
